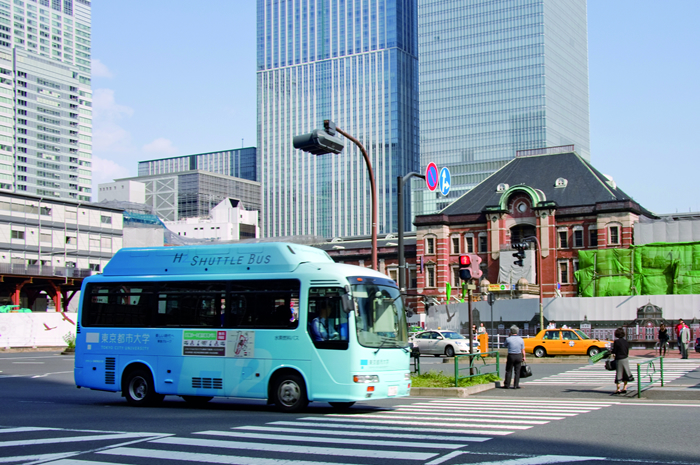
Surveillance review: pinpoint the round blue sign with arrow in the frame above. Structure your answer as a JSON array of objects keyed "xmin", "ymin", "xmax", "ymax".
[
  {"xmin": 426, "ymin": 162, "xmax": 438, "ymax": 191},
  {"xmin": 439, "ymin": 167, "xmax": 451, "ymax": 196}
]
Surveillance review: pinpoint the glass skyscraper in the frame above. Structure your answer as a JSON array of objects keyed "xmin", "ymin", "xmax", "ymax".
[
  {"xmin": 257, "ymin": 0, "xmax": 419, "ymax": 239},
  {"xmin": 138, "ymin": 147, "xmax": 258, "ymax": 183},
  {"xmin": 0, "ymin": 0, "xmax": 92, "ymax": 201},
  {"xmin": 416, "ymin": 0, "xmax": 590, "ymax": 213}
]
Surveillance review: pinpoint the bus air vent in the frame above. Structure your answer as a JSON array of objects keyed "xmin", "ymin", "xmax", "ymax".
[
  {"xmin": 105, "ymin": 357, "xmax": 116, "ymax": 385},
  {"xmin": 76, "ymin": 322, "xmax": 81, "ymax": 334},
  {"xmin": 310, "ymin": 280, "xmax": 341, "ymax": 286},
  {"xmin": 192, "ymin": 377, "xmax": 223, "ymax": 389}
]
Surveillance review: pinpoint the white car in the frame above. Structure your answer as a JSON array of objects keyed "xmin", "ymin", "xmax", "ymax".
[{"xmin": 409, "ymin": 330, "xmax": 480, "ymax": 357}]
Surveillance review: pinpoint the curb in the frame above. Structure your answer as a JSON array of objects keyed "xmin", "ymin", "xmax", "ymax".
[{"xmin": 410, "ymin": 382, "xmax": 496, "ymax": 397}]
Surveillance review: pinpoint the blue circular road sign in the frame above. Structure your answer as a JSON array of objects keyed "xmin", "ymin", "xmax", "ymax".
[
  {"xmin": 439, "ymin": 167, "xmax": 451, "ymax": 196},
  {"xmin": 426, "ymin": 162, "xmax": 439, "ymax": 191}
]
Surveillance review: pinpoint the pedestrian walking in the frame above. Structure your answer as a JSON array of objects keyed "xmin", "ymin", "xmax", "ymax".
[
  {"xmin": 502, "ymin": 325, "xmax": 526, "ymax": 389},
  {"xmin": 547, "ymin": 321, "xmax": 556, "ymax": 329},
  {"xmin": 612, "ymin": 327, "xmax": 632, "ymax": 395},
  {"xmin": 478, "ymin": 323, "xmax": 486, "ymax": 334},
  {"xmin": 658, "ymin": 323, "xmax": 669, "ymax": 357},
  {"xmin": 675, "ymin": 319, "xmax": 685, "ymax": 354},
  {"xmin": 679, "ymin": 322, "xmax": 691, "ymax": 359}
]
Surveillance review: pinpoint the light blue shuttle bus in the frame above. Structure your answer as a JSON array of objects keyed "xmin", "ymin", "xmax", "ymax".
[{"xmin": 74, "ymin": 242, "xmax": 411, "ymax": 412}]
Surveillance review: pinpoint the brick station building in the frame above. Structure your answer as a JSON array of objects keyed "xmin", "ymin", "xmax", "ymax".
[{"xmin": 413, "ymin": 147, "xmax": 656, "ymax": 310}]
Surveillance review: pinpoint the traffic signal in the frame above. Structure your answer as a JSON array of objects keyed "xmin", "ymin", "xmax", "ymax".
[
  {"xmin": 459, "ymin": 254, "xmax": 483, "ymax": 281},
  {"xmin": 511, "ymin": 242, "xmax": 527, "ymax": 267},
  {"xmin": 293, "ymin": 128, "xmax": 346, "ymax": 155},
  {"xmin": 459, "ymin": 254, "xmax": 472, "ymax": 280}
]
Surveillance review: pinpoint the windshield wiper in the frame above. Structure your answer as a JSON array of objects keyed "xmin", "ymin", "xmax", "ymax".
[{"xmin": 373, "ymin": 338, "xmax": 395, "ymax": 354}]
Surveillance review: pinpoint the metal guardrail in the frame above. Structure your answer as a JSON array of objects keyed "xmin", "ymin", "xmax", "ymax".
[
  {"xmin": 0, "ymin": 263, "xmax": 92, "ymax": 278},
  {"xmin": 454, "ymin": 351, "xmax": 500, "ymax": 387},
  {"xmin": 636, "ymin": 356, "xmax": 664, "ymax": 398}
]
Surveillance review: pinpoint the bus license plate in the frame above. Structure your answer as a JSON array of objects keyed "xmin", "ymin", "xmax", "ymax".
[{"xmin": 388, "ymin": 386, "xmax": 398, "ymax": 397}]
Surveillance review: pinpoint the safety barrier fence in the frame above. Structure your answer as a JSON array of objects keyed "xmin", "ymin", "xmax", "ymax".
[
  {"xmin": 636, "ymin": 356, "xmax": 664, "ymax": 398},
  {"xmin": 454, "ymin": 351, "xmax": 500, "ymax": 387}
]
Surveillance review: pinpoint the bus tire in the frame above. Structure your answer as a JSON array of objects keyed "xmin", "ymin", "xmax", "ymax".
[
  {"xmin": 272, "ymin": 373, "xmax": 308, "ymax": 413},
  {"xmin": 123, "ymin": 368, "xmax": 164, "ymax": 407},
  {"xmin": 181, "ymin": 395, "xmax": 213, "ymax": 405}
]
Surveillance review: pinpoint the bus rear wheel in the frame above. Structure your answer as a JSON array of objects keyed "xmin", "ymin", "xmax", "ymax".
[
  {"xmin": 123, "ymin": 368, "xmax": 164, "ymax": 407},
  {"xmin": 181, "ymin": 395, "xmax": 213, "ymax": 405},
  {"xmin": 272, "ymin": 373, "xmax": 308, "ymax": 413}
]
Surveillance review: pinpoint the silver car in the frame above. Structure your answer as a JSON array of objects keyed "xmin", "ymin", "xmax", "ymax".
[{"xmin": 409, "ymin": 330, "xmax": 480, "ymax": 357}]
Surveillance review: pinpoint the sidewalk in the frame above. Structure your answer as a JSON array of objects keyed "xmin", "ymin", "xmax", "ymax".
[{"xmin": 630, "ymin": 348, "xmax": 700, "ymax": 359}]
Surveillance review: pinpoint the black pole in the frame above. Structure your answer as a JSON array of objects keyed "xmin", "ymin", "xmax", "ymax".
[{"xmin": 397, "ymin": 172, "xmax": 425, "ymax": 293}]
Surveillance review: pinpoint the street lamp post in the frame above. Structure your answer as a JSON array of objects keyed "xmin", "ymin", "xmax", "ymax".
[
  {"xmin": 397, "ymin": 172, "xmax": 425, "ymax": 292},
  {"xmin": 293, "ymin": 120, "xmax": 378, "ymax": 270}
]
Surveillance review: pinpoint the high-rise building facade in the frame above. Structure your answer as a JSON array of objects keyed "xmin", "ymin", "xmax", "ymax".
[
  {"xmin": 0, "ymin": 0, "xmax": 92, "ymax": 201},
  {"xmin": 138, "ymin": 147, "xmax": 258, "ymax": 183},
  {"xmin": 416, "ymin": 0, "xmax": 590, "ymax": 214},
  {"xmin": 257, "ymin": 0, "xmax": 419, "ymax": 239}
]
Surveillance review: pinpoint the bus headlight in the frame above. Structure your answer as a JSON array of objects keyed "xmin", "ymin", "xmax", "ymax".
[{"xmin": 353, "ymin": 374, "xmax": 379, "ymax": 383}]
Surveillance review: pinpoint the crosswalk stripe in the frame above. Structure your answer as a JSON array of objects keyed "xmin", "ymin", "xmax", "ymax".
[
  {"xmin": 0, "ymin": 432, "xmax": 159, "ymax": 448},
  {"xmin": 151, "ymin": 436, "xmax": 437, "ymax": 461},
  {"xmin": 393, "ymin": 408, "xmax": 568, "ymax": 420},
  {"xmin": 420, "ymin": 399, "xmax": 616, "ymax": 406},
  {"xmin": 405, "ymin": 405, "xmax": 593, "ymax": 414},
  {"xmin": 196, "ymin": 429, "xmax": 465, "ymax": 450},
  {"xmin": 98, "ymin": 447, "xmax": 367, "ymax": 465},
  {"xmin": 236, "ymin": 424, "xmax": 491, "ymax": 442},
  {"xmin": 273, "ymin": 421, "xmax": 495, "ymax": 439},
  {"xmin": 343, "ymin": 411, "xmax": 551, "ymax": 425},
  {"xmin": 303, "ymin": 416, "xmax": 527, "ymax": 432}
]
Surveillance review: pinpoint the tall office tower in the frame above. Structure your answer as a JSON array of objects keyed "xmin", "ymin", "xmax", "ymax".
[
  {"xmin": 257, "ymin": 0, "xmax": 419, "ymax": 239},
  {"xmin": 416, "ymin": 0, "xmax": 590, "ymax": 214},
  {"xmin": 138, "ymin": 147, "xmax": 258, "ymax": 183},
  {"xmin": 0, "ymin": 0, "xmax": 91, "ymax": 201}
]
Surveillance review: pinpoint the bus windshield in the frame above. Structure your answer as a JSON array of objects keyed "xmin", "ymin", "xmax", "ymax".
[{"xmin": 352, "ymin": 283, "xmax": 408, "ymax": 349}]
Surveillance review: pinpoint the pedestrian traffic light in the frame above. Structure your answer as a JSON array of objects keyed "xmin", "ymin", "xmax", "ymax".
[
  {"xmin": 293, "ymin": 128, "xmax": 346, "ymax": 155},
  {"xmin": 459, "ymin": 254, "xmax": 472, "ymax": 280},
  {"xmin": 459, "ymin": 254, "xmax": 483, "ymax": 281}
]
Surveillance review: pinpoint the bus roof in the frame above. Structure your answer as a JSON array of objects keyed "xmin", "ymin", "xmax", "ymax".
[{"xmin": 102, "ymin": 242, "xmax": 334, "ymax": 276}]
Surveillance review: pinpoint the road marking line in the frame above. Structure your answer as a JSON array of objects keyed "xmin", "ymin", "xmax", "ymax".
[
  {"xmin": 152, "ymin": 436, "xmax": 437, "ymax": 461},
  {"xmin": 427, "ymin": 450, "xmax": 467, "ymax": 465},
  {"xmin": 455, "ymin": 454, "xmax": 605, "ymax": 464},
  {"xmin": 0, "ymin": 432, "xmax": 162, "ymax": 448},
  {"xmin": 303, "ymin": 417, "xmax": 523, "ymax": 432},
  {"xmin": 395, "ymin": 409, "xmax": 567, "ymax": 420},
  {"xmin": 0, "ymin": 452, "xmax": 79, "ymax": 463},
  {"xmin": 99, "ymin": 447, "xmax": 368, "ymax": 465},
  {"xmin": 0, "ymin": 427, "xmax": 61, "ymax": 434},
  {"xmin": 275, "ymin": 421, "xmax": 493, "ymax": 439},
  {"xmin": 196, "ymin": 429, "xmax": 465, "ymax": 450},
  {"xmin": 355, "ymin": 411, "xmax": 550, "ymax": 425},
  {"xmin": 236, "ymin": 424, "xmax": 490, "ymax": 442}
]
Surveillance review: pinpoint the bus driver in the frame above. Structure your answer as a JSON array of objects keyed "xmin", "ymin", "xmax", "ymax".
[{"xmin": 310, "ymin": 302, "xmax": 339, "ymax": 341}]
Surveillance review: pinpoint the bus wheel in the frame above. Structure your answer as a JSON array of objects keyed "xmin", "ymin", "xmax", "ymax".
[
  {"xmin": 329, "ymin": 402, "xmax": 355, "ymax": 410},
  {"xmin": 181, "ymin": 396, "xmax": 213, "ymax": 405},
  {"xmin": 272, "ymin": 373, "xmax": 308, "ymax": 413},
  {"xmin": 123, "ymin": 368, "xmax": 164, "ymax": 407}
]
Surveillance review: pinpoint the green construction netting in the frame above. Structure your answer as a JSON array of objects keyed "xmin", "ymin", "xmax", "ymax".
[{"xmin": 575, "ymin": 241, "xmax": 700, "ymax": 296}]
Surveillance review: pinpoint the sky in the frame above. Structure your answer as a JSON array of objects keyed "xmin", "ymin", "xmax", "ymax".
[{"xmin": 90, "ymin": 1, "xmax": 700, "ymax": 216}]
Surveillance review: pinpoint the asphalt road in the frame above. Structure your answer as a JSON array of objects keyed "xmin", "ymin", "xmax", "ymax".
[{"xmin": 1, "ymin": 351, "xmax": 699, "ymax": 465}]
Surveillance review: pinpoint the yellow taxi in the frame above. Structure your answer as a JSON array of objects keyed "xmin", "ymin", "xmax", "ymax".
[{"xmin": 523, "ymin": 328, "xmax": 612, "ymax": 358}]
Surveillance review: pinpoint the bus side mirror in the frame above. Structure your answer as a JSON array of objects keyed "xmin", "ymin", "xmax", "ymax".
[{"xmin": 341, "ymin": 286, "xmax": 354, "ymax": 313}]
